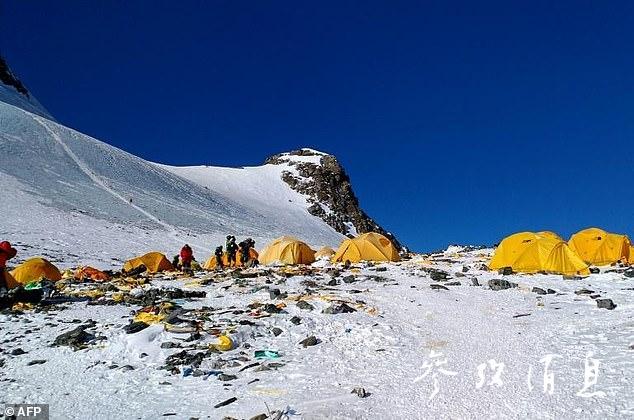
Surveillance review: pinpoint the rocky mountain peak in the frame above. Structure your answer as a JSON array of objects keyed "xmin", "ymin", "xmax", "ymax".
[{"xmin": 265, "ymin": 148, "xmax": 402, "ymax": 249}]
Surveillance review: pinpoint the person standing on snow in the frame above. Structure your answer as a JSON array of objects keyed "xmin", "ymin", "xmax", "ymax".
[
  {"xmin": 180, "ymin": 244, "xmax": 194, "ymax": 271},
  {"xmin": 238, "ymin": 240, "xmax": 249, "ymax": 266},
  {"xmin": 214, "ymin": 246, "xmax": 224, "ymax": 269},
  {"xmin": 0, "ymin": 241, "xmax": 17, "ymax": 289},
  {"xmin": 226, "ymin": 236, "xmax": 238, "ymax": 267},
  {"xmin": 239, "ymin": 238, "xmax": 255, "ymax": 266}
]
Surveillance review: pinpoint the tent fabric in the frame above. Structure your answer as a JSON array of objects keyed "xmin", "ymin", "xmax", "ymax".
[
  {"xmin": 568, "ymin": 228, "xmax": 630, "ymax": 266},
  {"xmin": 315, "ymin": 246, "xmax": 336, "ymax": 259},
  {"xmin": 489, "ymin": 232, "xmax": 589, "ymax": 275},
  {"xmin": 3, "ymin": 270, "xmax": 18, "ymax": 289},
  {"xmin": 123, "ymin": 252, "xmax": 173, "ymax": 273},
  {"xmin": 74, "ymin": 266, "xmax": 110, "ymax": 282},
  {"xmin": 10, "ymin": 257, "xmax": 62, "ymax": 285},
  {"xmin": 536, "ymin": 231, "xmax": 563, "ymax": 241},
  {"xmin": 203, "ymin": 248, "xmax": 259, "ymax": 270},
  {"xmin": 259, "ymin": 236, "xmax": 315, "ymax": 265},
  {"xmin": 332, "ymin": 232, "xmax": 400, "ymax": 263}
]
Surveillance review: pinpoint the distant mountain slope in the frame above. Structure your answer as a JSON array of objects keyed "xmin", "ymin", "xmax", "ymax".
[{"xmin": 0, "ymin": 59, "xmax": 399, "ymax": 267}]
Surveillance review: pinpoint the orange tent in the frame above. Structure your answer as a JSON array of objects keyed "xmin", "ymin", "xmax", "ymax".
[{"xmin": 74, "ymin": 266, "xmax": 110, "ymax": 282}]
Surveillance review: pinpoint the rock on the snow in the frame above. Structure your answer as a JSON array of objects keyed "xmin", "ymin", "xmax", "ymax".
[
  {"xmin": 296, "ymin": 300, "xmax": 314, "ymax": 311},
  {"xmin": 596, "ymin": 299, "xmax": 617, "ymax": 310},
  {"xmin": 322, "ymin": 303, "xmax": 356, "ymax": 314},
  {"xmin": 52, "ymin": 326, "xmax": 96, "ymax": 350},
  {"xmin": 488, "ymin": 279, "xmax": 517, "ymax": 291},
  {"xmin": 351, "ymin": 387, "xmax": 370, "ymax": 398},
  {"xmin": 299, "ymin": 336, "xmax": 320, "ymax": 347}
]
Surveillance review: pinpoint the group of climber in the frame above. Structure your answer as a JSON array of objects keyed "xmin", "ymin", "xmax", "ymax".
[
  {"xmin": 171, "ymin": 236, "xmax": 258, "ymax": 273},
  {"xmin": 214, "ymin": 236, "xmax": 258, "ymax": 269}
]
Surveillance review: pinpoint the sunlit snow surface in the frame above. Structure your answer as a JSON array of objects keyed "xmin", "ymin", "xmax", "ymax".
[{"xmin": 1, "ymin": 251, "xmax": 633, "ymax": 419}]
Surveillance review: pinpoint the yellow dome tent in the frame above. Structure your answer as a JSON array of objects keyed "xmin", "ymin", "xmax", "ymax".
[
  {"xmin": 10, "ymin": 257, "xmax": 62, "ymax": 285},
  {"xmin": 568, "ymin": 228, "xmax": 630, "ymax": 266},
  {"xmin": 123, "ymin": 252, "xmax": 173, "ymax": 273},
  {"xmin": 314, "ymin": 246, "xmax": 336, "ymax": 259},
  {"xmin": 259, "ymin": 236, "xmax": 315, "ymax": 265},
  {"xmin": 203, "ymin": 248, "xmax": 259, "ymax": 269},
  {"xmin": 489, "ymin": 232, "xmax": 589, "ymax": 275},
  {"xmin": 332, "ymin": 232, "xmax": 400, "ymax": 263},
  {"xmin": 536, "ymin": 231, "xmax": 563, "ymax": 241}
]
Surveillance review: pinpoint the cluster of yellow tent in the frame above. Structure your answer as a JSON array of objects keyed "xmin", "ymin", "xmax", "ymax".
[
  {"xmin": 9, "ymin": 227, "xmax": 632, "ymax": 285},
  {"xmin": 3, "ymin": 232, "xmax": 401, "ymax": 288},
  {"xmin": 228, "ymin": 232, "xmax": 401, "ymax": 266},
  {"xmin": 489, "ymin": 227, "xmax": 634, "ymax": 275}
]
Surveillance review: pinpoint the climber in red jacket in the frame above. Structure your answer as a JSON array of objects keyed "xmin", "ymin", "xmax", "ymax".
[
  {"xmin": 0, "ymin": 241, "xmax": 17, "ymax": 289},
  {"xmin": 179, "ymin": 244, "xmax": 194, "ymax": 270}
]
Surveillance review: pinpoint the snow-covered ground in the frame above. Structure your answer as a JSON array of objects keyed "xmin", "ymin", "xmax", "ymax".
[{"xmin": 2, "ymin": 249, "xmax": 632, "ymax": 419}]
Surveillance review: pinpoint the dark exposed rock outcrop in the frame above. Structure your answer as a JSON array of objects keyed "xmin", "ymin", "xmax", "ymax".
[
  {"xmin": 0, "ymin": 56, "xmax": 29, "ymax": 96},
  {"xmin": 265, "ymin": 148, "xmax": 402, "ymax": 249}
]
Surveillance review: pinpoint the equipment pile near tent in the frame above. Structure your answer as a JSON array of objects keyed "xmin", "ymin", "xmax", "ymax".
[{"xmin": 314, "ymin": 246, "xmax": 336, "ymax": 259}]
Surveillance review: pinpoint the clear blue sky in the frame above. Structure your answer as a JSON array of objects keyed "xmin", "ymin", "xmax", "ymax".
[{"xmin": 3, "ymin": 1, "xmax": 634, "ymax": 252}]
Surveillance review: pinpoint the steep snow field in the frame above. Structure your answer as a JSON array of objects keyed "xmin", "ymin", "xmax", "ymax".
[
  {"xmin": 1, "ymin": 250, "xmax": 633, "ymax": 419},
  {"xmin": 0, "ymin": 83, "xmax": 52, "ymax": 120},
  {"xmin": 158, "ymin": 155, "xmax": 340, "ymax": 245},
  {"xmin": 0, "ymin": 99, "xmax": 343, "ymax": 267}
]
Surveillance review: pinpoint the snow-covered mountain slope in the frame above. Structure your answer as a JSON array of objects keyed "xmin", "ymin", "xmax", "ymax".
[
  {"xmin": 0, "ymin": 100, "xmax": 348, "ymax": 266},
  {"xmin": 0, "ymin": 58, "xmax": 403, "ymax": 268}
]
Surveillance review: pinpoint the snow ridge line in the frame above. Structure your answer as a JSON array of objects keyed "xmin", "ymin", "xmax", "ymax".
[{"xmin": 31, "ymin": 115, "xmax": 185, "ymax": 245}]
